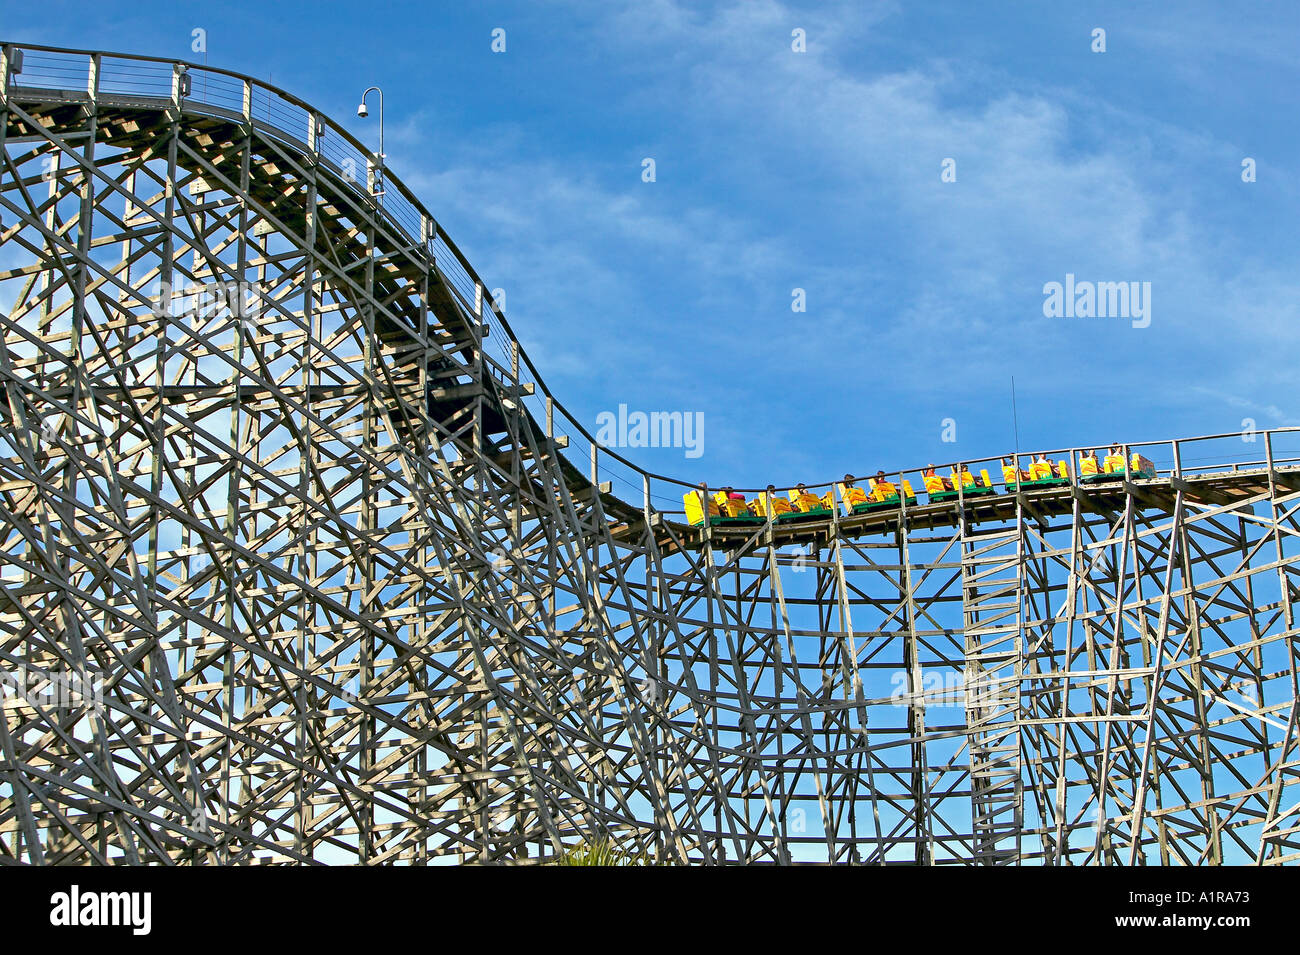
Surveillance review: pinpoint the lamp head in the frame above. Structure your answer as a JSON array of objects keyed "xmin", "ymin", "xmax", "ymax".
[{"xmin": 357, "ymin": 103, "xmax": 368, "ymax": 118}]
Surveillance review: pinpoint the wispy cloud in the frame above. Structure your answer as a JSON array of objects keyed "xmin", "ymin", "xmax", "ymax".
[
  {"xmin": 368, "ymin": 0, "xmax": 1300, "ymax": 484},
  {"xmin": 11, "ymin": 0, "xmax": 1258, "ymax": 485}
]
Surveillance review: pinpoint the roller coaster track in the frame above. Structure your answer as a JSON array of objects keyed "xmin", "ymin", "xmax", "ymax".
[{"xmin": 2, "ymin": 43, "xmax": 1299, "ymax": 865}]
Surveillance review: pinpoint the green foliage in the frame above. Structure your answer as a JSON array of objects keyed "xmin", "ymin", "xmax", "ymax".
[{"xmin": 554, "ymin": 838, "xmax": 655, "ymax": 866}]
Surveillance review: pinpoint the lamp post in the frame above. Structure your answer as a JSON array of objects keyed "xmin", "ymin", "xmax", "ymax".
[{"xmin": 357, "ymin": 86, "xmax": 384, "ymax": 204}]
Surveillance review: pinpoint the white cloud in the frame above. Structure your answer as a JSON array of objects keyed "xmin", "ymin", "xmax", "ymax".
[{"xmin": 377, "ymin": 0, "xmax": 1300, "ymax": 480}]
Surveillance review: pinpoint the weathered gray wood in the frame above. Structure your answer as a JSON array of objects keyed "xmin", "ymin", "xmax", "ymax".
[{"xmin": 2, "ymin": 43, "xmax": 1299, "ymax": 866}]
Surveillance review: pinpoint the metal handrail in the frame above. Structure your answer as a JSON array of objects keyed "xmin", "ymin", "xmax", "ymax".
[{"xmin": 5, "ymin": 41, "xmax": 1298, "ymax": 527}]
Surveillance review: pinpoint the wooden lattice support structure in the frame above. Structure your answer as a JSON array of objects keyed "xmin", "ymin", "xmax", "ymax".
[{"xmin": 1, "ymin": 43, "xmax": 1298, "ymax": 864}]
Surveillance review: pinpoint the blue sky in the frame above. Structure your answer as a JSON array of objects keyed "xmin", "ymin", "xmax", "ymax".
[{"xmin": 9, "ymin": 0, "xmax": 1298, "ymax": 493}]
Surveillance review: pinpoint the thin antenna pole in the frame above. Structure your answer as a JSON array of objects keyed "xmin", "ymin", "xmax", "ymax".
[{"xmin": 1011, "ymin": 376, "xmax": 1021, "ymax": 459}]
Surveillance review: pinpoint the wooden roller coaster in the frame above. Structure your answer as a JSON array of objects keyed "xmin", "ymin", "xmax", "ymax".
[{"xmin": 1, "ymin": 43, "xmax": 1298, "ymax": 865}]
